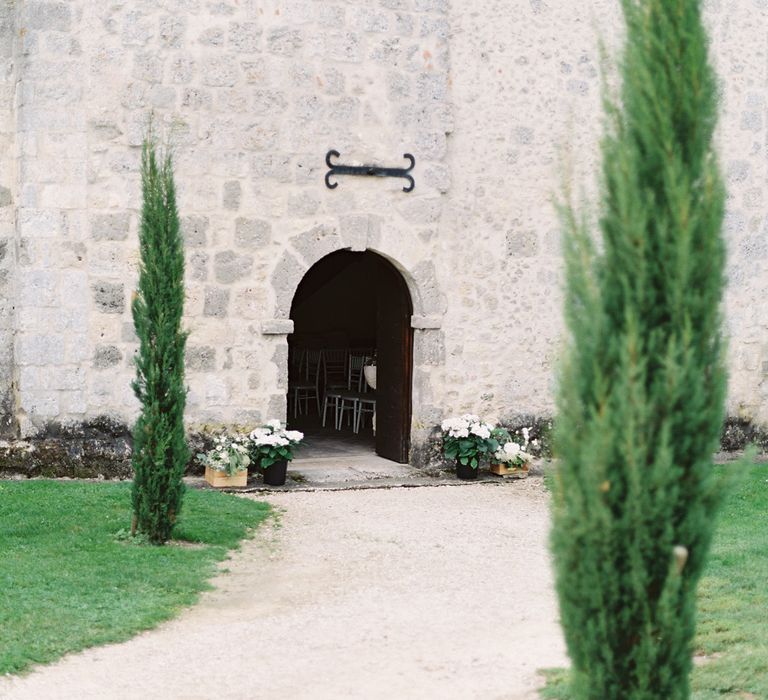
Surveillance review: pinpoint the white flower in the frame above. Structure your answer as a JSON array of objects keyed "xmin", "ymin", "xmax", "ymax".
[
  {"xmin": 470, "ymin": 423, "xmax": 491, "ymax": 439},
  {"xmin": 451, "ymin": 428, "xmax": 470, "ymax": 438},
  {"xmin": 284, "ymin": 430, "xmax": 304, "ymax": 443},
  {"xmin": 522, "ymin": 427, "xmax": 530, "ymax": 441},
  {"xmin": 504, "ymin": 442, "xmax": 521, "ymax": 456},
  {"xmin": 266, "ymin": 419, "xmax": 282, "ymax": 431}
]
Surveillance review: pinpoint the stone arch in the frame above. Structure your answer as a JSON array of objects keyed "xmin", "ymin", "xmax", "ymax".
[{"xmin": 267, "ymin": 241, "xmax": 445, "ymax": 330}]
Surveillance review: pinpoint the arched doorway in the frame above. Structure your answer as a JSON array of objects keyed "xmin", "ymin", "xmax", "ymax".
[{"xmin": 288, "ymin": 250, "xmax": 413, "ymax": 463}]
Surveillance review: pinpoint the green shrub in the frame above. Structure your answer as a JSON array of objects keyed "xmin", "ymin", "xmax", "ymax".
[
  {"xmin": 551, "ymin": 1, "xmax": 726, "ymax": 698},
  {"xmin": 131, "ymin": 135, "xmax": 189, "ymax": 544}
]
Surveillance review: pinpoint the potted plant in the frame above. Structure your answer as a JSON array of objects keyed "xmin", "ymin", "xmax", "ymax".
[
  {"xmin": 249, "ymin": 420, "xmax": 304, "ymax": 486},
  {"xmin": 490, "ymin": 426, "xmax": 536, "ymax": 478},
  {"xmin": 198, "ymin": 433, "xmax": 251, "ymax": 488},
  {"xmin": 440, "ymin": 414, "xmax": 498, "ymax": 480}
]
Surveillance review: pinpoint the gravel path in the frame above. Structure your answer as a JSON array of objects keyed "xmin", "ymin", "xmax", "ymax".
[{"xmin": 0, "ymin": 478, "xmax": 567, "ymax": 700}]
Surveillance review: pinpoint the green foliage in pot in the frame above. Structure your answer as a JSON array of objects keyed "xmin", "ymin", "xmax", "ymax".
[
  {"xmin": 197, "ymin": 434, "xmax": 251, "ymax": 476},
  {"xmin": 249, "ymin": 420, "xmax": 304, "ymax": 469},
  {"xmin": 551, "ymin": 0, "xmax": 726, "ymax": 697},
  {"xmin": 441, "ymin": 415, "xmax": 498, "ymax": 469}
]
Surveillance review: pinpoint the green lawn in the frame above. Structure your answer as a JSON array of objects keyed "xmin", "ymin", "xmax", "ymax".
[
  {"xmin": 0, "ymin": 480, "xmax": 270, "ymax": 675},
  {"xmin": 541, "ymin": 463, "xmax": 768, "ymax": 699}
]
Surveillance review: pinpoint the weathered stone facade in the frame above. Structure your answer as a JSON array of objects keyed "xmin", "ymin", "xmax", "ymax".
[{"xmin": 0, "ymin": 1, "xmax": 766, "ymax": 470}]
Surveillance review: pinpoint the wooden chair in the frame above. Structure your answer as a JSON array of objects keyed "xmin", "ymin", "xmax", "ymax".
[{"xmin": 292, "ymin": 350, "xmax": 321, "ymax": 417}]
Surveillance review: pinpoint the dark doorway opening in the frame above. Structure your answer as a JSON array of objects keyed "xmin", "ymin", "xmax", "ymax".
[{"xmin": 288, "ymin": 250, "xmax": 413, "ymax": 463}]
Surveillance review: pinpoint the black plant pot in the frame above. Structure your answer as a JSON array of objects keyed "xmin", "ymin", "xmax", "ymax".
[
  {"xmin": 456, "ymin": 461, "xmax": 479, "ymax": 481},
  {"xmin": 263, "ymin": 459, "xmax": 288, "ymax": 486}
]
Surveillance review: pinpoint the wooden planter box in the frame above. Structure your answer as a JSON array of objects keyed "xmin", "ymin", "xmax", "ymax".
[
  {"xmin": 490, "ymin": 463, "xmax": 529, "ymax": 479},
  {"xmin": 205, "ymin": 466, "xmax": 248, "ymax": 488}
]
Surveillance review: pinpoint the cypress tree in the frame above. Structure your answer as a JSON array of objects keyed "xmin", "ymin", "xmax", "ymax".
[
  {"xmin": 131, "ymin": 136, "xmax": 189, "ymax": 545},
  {"xmin": 551, "ymin": 1, "xmax": 725, "ymax": 697}
]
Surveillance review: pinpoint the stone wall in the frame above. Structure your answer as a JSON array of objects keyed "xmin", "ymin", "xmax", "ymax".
[
  {"xmin": 2, "ymin": 0, "xmax": 768, "ymax": 468},
  {"xmin": 0, "ymin": 0, "xmax": 16, "ymax": 438},
  {"xmin": 442, "ymin": 0, "xmax": 768, "ymax": 426},
  {"xmin": 10, "ymin": 0, "xmax": 451, "ymax": 450}
]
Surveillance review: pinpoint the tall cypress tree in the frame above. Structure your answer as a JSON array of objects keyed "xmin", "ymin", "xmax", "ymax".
[
  {"xmin": 551, "ymin": 1, "xmax": 725, "ymax": 697},
  {"xmin": 131, "ymin": 136, "xmax": 189, "ymax": 545}
]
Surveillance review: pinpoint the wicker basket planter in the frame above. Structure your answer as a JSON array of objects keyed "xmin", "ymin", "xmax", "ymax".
[
  {"xmin": 490, "ymin": 462, "xmax": 529, "ymax": 479},
  {"xmin": 205, "ymin": 465, "xmax": 248, "ymax": 488}
]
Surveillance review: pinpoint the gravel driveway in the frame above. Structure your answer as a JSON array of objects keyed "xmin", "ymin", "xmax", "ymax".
[{"xmin": 0, "ymin": 478, "xmax": 567, "ymax": 700}]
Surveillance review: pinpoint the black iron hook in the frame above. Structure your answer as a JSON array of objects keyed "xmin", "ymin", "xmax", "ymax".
[{"xmin": 324, "ymin": 150, "xmax": 416, "ymax": 193}]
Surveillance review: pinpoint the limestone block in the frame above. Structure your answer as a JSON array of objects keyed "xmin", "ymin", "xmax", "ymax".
[
  {"xmin": 60, "ymin": 270, "xmax": 89, "ymax": 308},
  {"xmin": 229, "ymin": 22, "xmax": 262, "ymax": 52},
  {"xmin": 235, "ymin": 218, "xmax": 271, "ymax": 248},
  {"xmin": 267, "ymin": 27, "xmax": 303, "ymax": 56},
  {"xmin": 214, "ymin": 251, "xmax": 254, "ymax": 283},
  {"xmin": 232, "ymin": 285, "xmax": 269, "ymax": 319},
  {"xmin": 133, "ymin": 51, "xmax": 165, "ymax": 83},
  {"xmin": 90, "ymin": 212, "xmax": 130, "ymax": 241},
  {"xmin": 20, "ymin": 390, "xmax": 59, "ymax": 417},
  {"xmin": 415, "ymin": 330, "xmax": 445, "ymax": 366},
  {"xmin": 267, "ymin": 393, "xmax": 287, "ymax": 421},
  {"xmin": 18, "ymin": 270, "xmax": 58, "ymax": 308},
  {"xmin": 93, "ymin": 345, "xmax": 123, "ymax": 369},
  {"xmin": 506, "ymin": 229, "xmax": 539, "ymax": 258},
  {"xmin": 169, "ymin": 56, "xmax": 196, "ymax": 83},
  {"xmin": 15, "ymin": 333, "xmax": 63, "ymax": 365},
  {"xmin": 322, "ymin": 31, "xmax": 362, "ymax": 62},
  {"xmin": 223, "ymin": 180, "xmax": 241, "ymax": 210},
  {"xmin": 261, "ymin": 319, "xmax": 294, "ymax": 335},
  {"xmin": 419, "ymin": 16, "xmax": 449, "ymax": 40},
  {"xmin": 271, "ymin": 252, "xmax": 306, "ymax": 318},
  {"xmin": 92, "ymin": 281, "xmax": 125, "ymax": 314},
  {"xmin": 204, "ymin": 376, "xmax": 230, "ymax": 406},
  {"xmin": 181, "ymin": 215, "xmax": 209, "ymax": 247},
  {"xmin": 186, "ymin": 345, "xmax": 216, "ymax": 372},
  {"xmin": 203, "ymin": 286, "xmax": 230, "ymax": 317},
  {"xmin": 286, "ymin": 192, "xmax": 320, "ymax": 217},
  {"xmin": 148, "ymin": 85, "xmax": 176, "ymax": 109},
  {"xmin": 350, "ymin": 8, "xmax": 390, "ymax": 33},
  {"xmin": 182, "ymin": 87, "xmax": 212, "ymax": 110},
  {"xmin": 202, "ymin": 56, "xmax": 239, "ymax": 86},
  {"xmin": 252, "ymin": 89, "xmax": 289, "ymax": 116},
  {"xmin": 394, "ymin": 13, "xmax": 414, "ymax": 36},
  {"xmin": 199, "ymin": 26, "xmax": 225, "ymax": 46},
  {"xmin": 187, "ymin": 251, "xmax": 208, "ymax": 281},
  {"xmin": 415, "ymin": 0, "xmax": 448, "ymax": 12},
  {"xmin": 159, "ymin": 15, "xmax": 186, "ymax": 48},
  {"xmin": 59, "ymin": 390, "xmax": 87, "ymax": 415},
  {"xmin": 21, "ymin": 2, "xmax": 71, "ymax": 32},
  {"xmin": 53, "ymin": 366, "xmax": 86, "ymax": 390},
  {"xmin": 250, "ymin": 153, "xmax": 292, "ymax": 182},
  {"xmin": 289, "ymin": 223, "xmax": 342, "ymax": 266}
]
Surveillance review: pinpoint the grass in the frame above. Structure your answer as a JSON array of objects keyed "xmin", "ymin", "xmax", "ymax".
[
  {"xmin": 541, "ymin": 462, "xmax": 768, "ymax": 699},
  {"xmin": 0, "ymin": 480, "xmax": 270, "ymax": 675}
]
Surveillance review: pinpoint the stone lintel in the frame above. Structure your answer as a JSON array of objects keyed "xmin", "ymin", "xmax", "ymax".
[
  {"xmin": 411, "ymin": 315, "xmax": 442, "ymax": 330},
  {"xmin": 261, "ymin": 319, "xmax": 295, "ymax": 335}
]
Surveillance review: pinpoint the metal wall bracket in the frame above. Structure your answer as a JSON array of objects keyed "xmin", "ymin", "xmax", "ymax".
[{"xmin": 324, "ymin": 150, "xmax": 415, "ymax": 193}]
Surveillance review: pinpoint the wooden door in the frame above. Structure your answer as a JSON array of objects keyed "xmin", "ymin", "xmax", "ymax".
[{"xmin": 375, "ymin": 258, "xmax": 413, "ymax": 463}]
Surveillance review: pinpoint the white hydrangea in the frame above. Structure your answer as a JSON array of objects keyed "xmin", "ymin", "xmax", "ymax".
[{"xmin": 284, "ymin": 430, "xmax": 304, "ymax": 443}]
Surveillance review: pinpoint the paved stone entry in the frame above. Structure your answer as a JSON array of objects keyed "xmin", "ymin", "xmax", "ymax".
[{"xmin": 0, "ymin": 480, "xmax": 568, "ymax": 700}]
